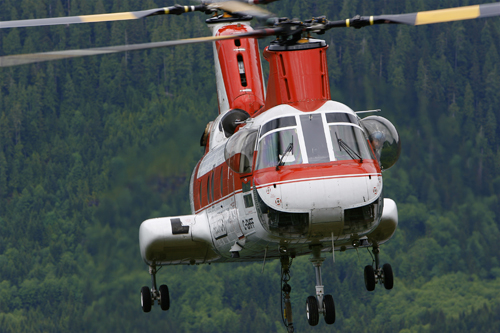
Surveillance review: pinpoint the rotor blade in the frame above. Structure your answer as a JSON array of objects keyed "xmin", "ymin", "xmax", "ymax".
[
  {"xmin": 378, "ymin": 2, "xmax": 500, "ymax": 26},
  {"xmin": 240, "ymin": 0, "xmax": 280, "ymax": 4},
  {"xmin": 209, "ymin": 1, "xmax": 273, "ymax": 18},
  {"xmin": 0, "ymin": 28, "xmax": 281, "ymax": 67},
  {"xmin": 248, "ymin": 0, "xmax": 280, "ymax": 4},
  {"xmin": 327, "ymin": 2, "xmax": 500, "ymax": 29},
  {"xmin": 0, "ymin": 5, "xmax": 206, "ymax": 29}
]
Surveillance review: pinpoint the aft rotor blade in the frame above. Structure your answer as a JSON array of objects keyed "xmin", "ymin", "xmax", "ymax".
[
  {"xmin": 379, "ymin": 2, "xmax": 500, "ymax": 26},
  {"xmin": 327, "ymin": 2, "xmax": 500, "ymax": 29},
  {"xmin": 0, "ymin": 5, "xmax": 207, "ymax": 29},
  {"xmin": 0, "ymin": 28, "xmax": 281, "ymax": 67}
]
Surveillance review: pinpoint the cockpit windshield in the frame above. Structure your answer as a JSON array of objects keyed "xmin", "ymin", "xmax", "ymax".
[
  {"xmin": 256, "ymin": 128, "xmax": 303, "ymax": 170},
  {"xmin": 329, "ymin": 125, "xmax": 373, "ymax": 161},
  {"xmin": 256, "ymin": 112, "xmax": 373, "ymax": 170}
]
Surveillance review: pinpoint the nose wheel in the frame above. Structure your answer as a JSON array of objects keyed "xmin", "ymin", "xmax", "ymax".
[
  {"xmin": 364, "ymin": 246, "xmax": 394, "ymax": 291},
  {"xmin": 140, "ymin": 265, "xmax": 170, "ymax": 312},
  {"xmin": 305, "ymin": 245, "xmax": 335, "ymax": 326}
]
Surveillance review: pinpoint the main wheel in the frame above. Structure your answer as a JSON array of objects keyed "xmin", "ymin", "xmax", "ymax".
[
  {"xmin": 364, "ymin": 265, "xmax": 376, "ymax": 291},
  {"xmin": 306, "ymin": 296, "xmax": 319, "ymax": 326},
  {"xmin": 141, "ymin": 286, "xmax": 152, "ymax": 313},
  {"xmin": 323, "ymin": 294, "xmax": 335, "ymax": 324},
  {"xmin": 159, "ymin": 284, "xmax": 170, "ymax": 311},
  {"xmin": 382, "ymin": 263, "xmax": 394, "ymax": 290}
]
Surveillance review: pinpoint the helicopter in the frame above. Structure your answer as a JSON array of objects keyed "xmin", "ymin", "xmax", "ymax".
[{"xmin": 2, "ymin": 1, "xmax": 500, "ymax": 332}]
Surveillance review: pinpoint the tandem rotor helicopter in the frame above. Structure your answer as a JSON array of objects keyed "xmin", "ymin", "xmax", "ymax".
[{"xmin": 2, "ymin": 1, "xmax": 500, "ymax": 331}]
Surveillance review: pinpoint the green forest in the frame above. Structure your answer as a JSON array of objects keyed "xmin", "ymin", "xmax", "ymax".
[{"xmin": 1, "ymin": 0, "xmax": 500, "ymax": 331}]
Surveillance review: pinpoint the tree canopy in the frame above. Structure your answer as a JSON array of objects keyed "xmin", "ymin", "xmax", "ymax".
[{"xmin": 1, "ymin": 0, "xmax": 500, "ymax": 331}]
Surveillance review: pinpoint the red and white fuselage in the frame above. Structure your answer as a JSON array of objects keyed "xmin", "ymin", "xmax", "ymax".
[{"xmin": 139, "ymin": 19, "xmax": 398, "ymax": 265}]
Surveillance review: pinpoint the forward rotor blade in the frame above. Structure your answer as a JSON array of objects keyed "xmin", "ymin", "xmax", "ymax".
[
  {"xmin": 327, "ymin": 2, "xmax": 500, "ymax": 29},
  {"xmin": 241, "ymin": 0, "xmax": 280, "ymax": 4},
  {"xmin": 0, "ymin": 1, "xmax": 275, "ymax": 30},
  {"xmin": 209, "ymin": 1, "xmax": 273, "ymax": 18},
  {"xmin": 0, "ymin": 5, "xmax": 206, "ymax": 29},
  {"xmin": 0, "ymin": 28, "xmax": 281, "ymax": 67}
]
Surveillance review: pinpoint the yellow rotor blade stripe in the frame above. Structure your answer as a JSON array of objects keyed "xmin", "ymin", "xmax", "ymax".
[
  {"xmin": 415, "ymin": 5, "xmax": 480, "ymax": 25},
  {"xmin": 80, "ymin": 12, "xmax": 136, "ymax": 23}
]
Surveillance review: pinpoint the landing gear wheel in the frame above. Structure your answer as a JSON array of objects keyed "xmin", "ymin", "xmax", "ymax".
[
  {"xmin": 141, "ymin": 286, "xmax": 152, "ymax": 313},
  {"xmin": 364, "ymin": 265, "xmax": 376, "ymax": 291},
  {"xmin": 323, "ymin": 294, "xmax": 335, "ymax": 324},
  {"xmin": 306, "ymin": 296, "xmax": 319, "ymax": 326},
  {"xmin": 382, "ymin": 263, "xmax": 394, "ymax": 290},
  {"xmin": 159, "ymin": 284, "xmax": 170, "ymax": 311}
]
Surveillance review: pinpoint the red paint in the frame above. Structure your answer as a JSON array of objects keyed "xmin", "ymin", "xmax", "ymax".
[
  {"xmin": 193, "ymin": 160, "xmax": 238, "ymax": 212},
  {"xmin": 257, "ymin": 44, "xmax": 331, "ymax": 113},
  {"xmin": 254, "ymin": 160, "xmax": 381, "ymax": 187},
  {"xmin": 193, "ymin": 157, "xmax": 381, "ymax": 213},
  {"xmin": 215, "ymin": 25, "xmax": 265, "ymax": 116}
]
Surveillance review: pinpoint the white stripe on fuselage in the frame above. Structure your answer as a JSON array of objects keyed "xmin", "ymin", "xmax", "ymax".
[{"xmin": 255, "ymin": 173, "xmax": 381, "ymax": 189}]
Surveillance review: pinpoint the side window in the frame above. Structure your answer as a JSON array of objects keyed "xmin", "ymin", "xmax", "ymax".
[
  {"xmin": 243, "ymin": 194, "xmax": 254, "ymax": 208},
  {"xmin": 207, "ymin": 173, "xmax": 212, "ymax": 203},
  {"xmin": 228, "ymin": 169, "xmax": 234, "ymax": 193},
  {"xmin": 199, "ymin": 179, "xmax": 203, "ymax": 208},
  {"xmin": 224, "ymin": 128, "xmax": 258, "ymax": 174},
  {"xmin": 220, "ymin": 166, "xmax": 224, "ymax": 197},
  {"xmin": 211, "ymin": 171, "xmax": 215, "ymax": 202}
]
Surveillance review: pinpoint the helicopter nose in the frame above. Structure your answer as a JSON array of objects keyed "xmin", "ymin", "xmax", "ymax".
[{"xmin": 255, "ymin": 169, "xmax": 382, "ymax": 214}]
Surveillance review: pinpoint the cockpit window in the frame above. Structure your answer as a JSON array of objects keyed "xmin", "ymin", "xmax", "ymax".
[
  {"xmin": 256, "ymin": 128, "xmax": 303, "ymax": 170},
  {"xmin": 326, "ymin": 112, "xmax": 358, "ymax": 125},
  {"xmin": 224, "ymin": 128, "xmax": 258, "ymax": 173},
  {"xmin": 260, "ymin": 116, "xmax": 296, "ymax": 138},
  {"xmin": 329, "ymin": 125, "xmax": 373, "ymax": 161},
  {"xmin": 256, "ymin": 113, "xmax": 372, "ymax": 170},
  {"xmin": 300, "ymin": 114, "xmax": 330, "ymax": 164}
]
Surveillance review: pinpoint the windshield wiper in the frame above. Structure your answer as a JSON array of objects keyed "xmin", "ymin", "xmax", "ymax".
[
  {"xmin": 276, "ymin": 141, "xmax": 293, "ymax": 170},
  {"xmin": 336, "ymin": 133, "xmax": 363, "ymax": 163}
]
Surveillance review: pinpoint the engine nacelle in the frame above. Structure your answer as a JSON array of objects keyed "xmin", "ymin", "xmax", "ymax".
[
  {"xmin": 367, "ymin": 198, "xmax": 398, "ymax": 244},
  {"xmin": 361, "ymin": 116, "xmax": 401, "ymax": 170},
  {"xmin": 139, "ymin": 214, "xmax": 219, "ymax": 265}
]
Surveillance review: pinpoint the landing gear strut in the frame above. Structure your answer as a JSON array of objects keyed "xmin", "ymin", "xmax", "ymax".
[
  {"xmin": 306, "ymin": 245, "xmax": 335, "ymax": 326},
  {"xmin": 364, "ymin": 245, "xmax": 394, "ymax": 291},
  {"xmin": 280, "ymin": 255, "xmax": 294, "ymax": 333},
  {"xmin": 141, "ymin": 264, "xmax": 170, "ymax": 312}
]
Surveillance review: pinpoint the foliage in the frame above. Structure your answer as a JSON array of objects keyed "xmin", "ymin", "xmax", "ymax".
[{"xmin": 1, "ymin": 0, "xmax": 500, "ymax": 331}]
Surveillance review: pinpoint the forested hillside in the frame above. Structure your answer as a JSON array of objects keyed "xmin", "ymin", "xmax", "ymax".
[{"xmin": 1, "ymin": 0, "xmax": 500, "ymax": 332}]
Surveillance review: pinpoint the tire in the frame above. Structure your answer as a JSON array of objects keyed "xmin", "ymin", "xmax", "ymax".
[
  {"xmin": 159, "ymin": 284, "xmax": 170, "ymax": 311},
  {"xmin": 141, "ymin": 286, "xmax": 152, "ymax": 313},
  {"xmin": 364, "ymin": 265, "xmax": 376, "ymax": 291},
  {"xmin": 306, "ymin": 296, "xmax": 319, "ymax": 326},
  {"xmin": 323, "ymin": 294, "xmax": 335, "ymax": 325},
  {"xmin": 382, "ymin": 263, "xmax": 394, "ymax": 290}
]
